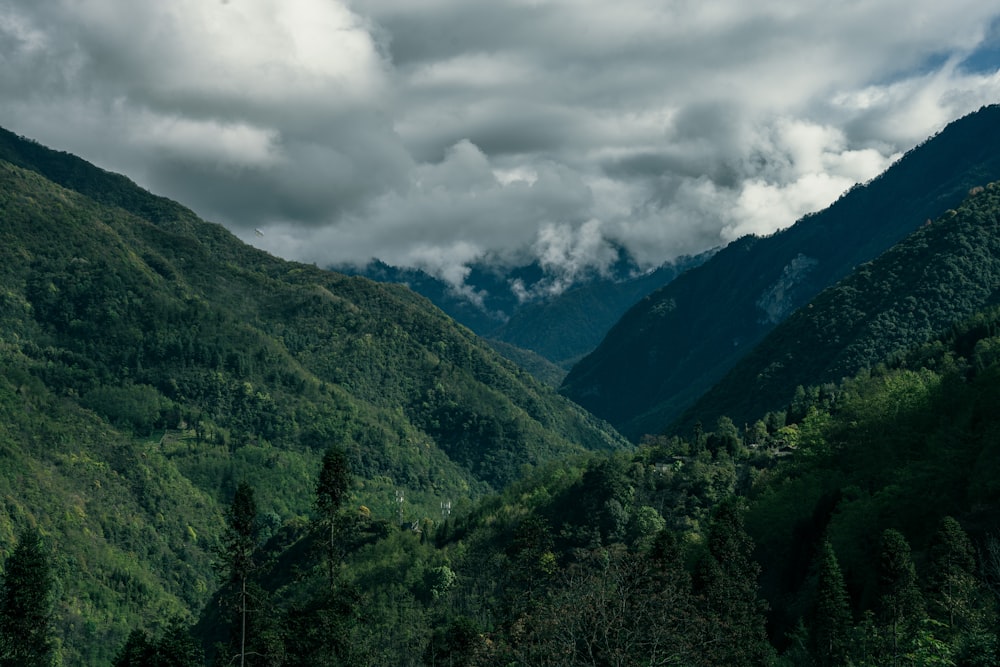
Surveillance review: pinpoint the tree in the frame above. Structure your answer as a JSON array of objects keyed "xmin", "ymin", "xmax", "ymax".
[
  {"xmin": 876, "ymin": 528, "xmax": 925, "ymax": 666},
  {"xmin": 810, "ymin": 541, "xmax": 852, "ymax": 666},
  {"xmin": 113, "ymin": 629, "xmax": 153, "ymax": 667},
  {"xmin": 424, "ymin": 616, "xmax": 488, "ymax": 667},
  {"xmin": 926, "ymin": 516, "xmax": 978, "ymax": 632},
  {"xmin": 315, "ymin": 446, "xmax": 351, "ymax": 587},
  {"xmin": 152, "ymin": 622, "xmax": 205, "ymax": 667},
  {"xmin": 694, "ymin": 499, "xmax": 774, "ymax": 666},
  {"xmin": 113, "ymin": 623, "xmax": 203, "ymax": 667},
  {"xmin": 220, "ymin": 481, "xmax": 259, "ymax": 667},
  {"xmin": 507, "ymin": 514, "xmax": 556, "ymax": 610},
  {"xmin": 925, "ymin": 517, "xmax": 995, "ymax": 664},
  {"xmin": 0, "ymin": 526, "xmax": 56, "ymax": 667},
  {"xmin": 510, "ymin": 543, "xmax": 696, "ymax": 667}
]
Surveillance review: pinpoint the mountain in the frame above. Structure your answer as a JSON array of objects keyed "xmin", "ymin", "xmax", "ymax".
[
  {"xmin": 0, "ymin": 127, "xmax": 626, "ymax": 663},
  {"xmin": 489, "ymin": 255, "xmax": 713, "ymax": 368},
  {"xmin": 561, "ymin": 104, "xmax": 1000, "ymax": 439},
  {"xmin": 680, "ymin": 180, "xmax": 1000, "ymax": 429},
  {"xmin": 342, "ymin": 251, "xmax": 713, "ymax": 372}
]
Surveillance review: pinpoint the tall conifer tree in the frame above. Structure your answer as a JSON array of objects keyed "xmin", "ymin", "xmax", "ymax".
[
  {"xmin": 810, "ymin": 541, "xmax": 851, "ymax": 666},
  {"xmin": 926, "ymin": 516, "xmax": 978, "ymax": 632},
  {"xmin": 876, "ymin": 528, "xmax": 925, "ymax": 666},
  {"xmin": 694, "ymin": 499, "xmax": 773, "ymax": 666},
  {"xmin": 221, "ymin": 481, "xmax": 258, "ymax": 667},
  {"xmin": 315, "ymin": 445, "xmax": 351, "ymax": 587},
  {"xmin": 0, "ymin": 526, "xmax": 55, "ymax": 667}
]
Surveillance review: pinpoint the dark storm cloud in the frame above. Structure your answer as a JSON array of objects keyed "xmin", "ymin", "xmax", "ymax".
[{"xmin": 3, "ymin": 0, "xmax": 1000, "ymax": 292}]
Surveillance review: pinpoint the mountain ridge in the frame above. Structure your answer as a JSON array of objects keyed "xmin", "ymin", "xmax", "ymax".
[{"xmin": 679, "ymin": 180, "xmax": 1000, "ymax": 429}]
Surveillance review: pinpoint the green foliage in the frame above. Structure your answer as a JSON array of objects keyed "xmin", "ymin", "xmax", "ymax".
[
  {"xmin": 13, "ymin": 105, "xmax": 1000, "ymax": 667},
  {"xmin": 876, "ymin": 529, "xmax": 926, "ymax": 663},
  {"xmin": 695, "ymin": 499, "xmax": 774, "ymax": 666},
  {"xmin": 0, "ymin": 527, "xmax": 56, "ymax": 667},
  {"xmin": 810, "ymin": 542, "xmax": 852, "ymax": 666},
  {"xmin": 740, "ymin": 303, "xmax": 1000, "ymax": 662},
  {"xmin": 112, "ymin": 623, "xmax": 203, "ymax": 667},
  {"xmin": 218, "ymin": 482, "xmax": 259, "ymax": 667}
]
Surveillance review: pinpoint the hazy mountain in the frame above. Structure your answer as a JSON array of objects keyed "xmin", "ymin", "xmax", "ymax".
[
  {"xmin": 343, "ymin": 251, "xmax": 713, "ymax": 371},
  {"xmin": 0, "ymin": 127, "xmax": 626, "ymax": 663},
  {"xmin": 561, "ymin": 104, "xmax": 1000, "ymax": 439}
]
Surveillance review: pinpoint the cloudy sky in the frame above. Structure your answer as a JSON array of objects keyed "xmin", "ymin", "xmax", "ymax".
[{"xmin": 3, "ymin": 1, "xmax": 1000, "ymax": 293}]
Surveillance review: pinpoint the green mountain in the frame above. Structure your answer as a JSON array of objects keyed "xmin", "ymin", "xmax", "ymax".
[
  {"xmin": 561, "ymin": 104, "xmax": 1000, "ymax": 439},
  {"xmin": 0, "ymin": 128, "xmax": 626, "ymax": 664},
  {"xmin": 681, "ymin": 181, "xmax": 1000, "ymax": 429},
  {"xmin": 10, "ymin": 111, "xmax": 1000, "ymax": 666}
]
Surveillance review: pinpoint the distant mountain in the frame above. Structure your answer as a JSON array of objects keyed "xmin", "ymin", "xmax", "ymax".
[
  {"xmin": 0, "ymin": 127, "xmax": 626, "ymax": 663},
  {"xmin": 681, "ymin": 180, "xmax": 1000, "ymax": 429},
  {"xmin": 343, "ymin": 251, "xmax": 712, "ymax": 371},
  {"xmin": 561, "ymin": 105, "xmax": 1000, "ymax": 439}
]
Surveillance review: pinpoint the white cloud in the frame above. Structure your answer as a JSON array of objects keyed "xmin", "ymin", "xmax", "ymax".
[{"xmin": 2, "ymin": 0, "xmax": 1000, "ymax": 297}]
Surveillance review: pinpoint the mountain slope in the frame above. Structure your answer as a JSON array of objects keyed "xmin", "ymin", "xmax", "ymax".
[
  {"xmin": 681, "ymin": 180, "xmax": 1000, "ymax": 429},
  {"xmin": 561, "ymin": 104, "xmax": 1000, "ymax": 439},
  {"xmin": 344, "ymin": 251, "xmax": 712, "ymax": 370},
  {"xmin": 0, "ymin": 129, "xmax": 626, "ymax": 663},
  {"xmin": 489, "ymin": 255, "xmax": 712, "ymax": 368}
]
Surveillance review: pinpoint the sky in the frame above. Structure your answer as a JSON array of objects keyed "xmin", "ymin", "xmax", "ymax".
[{"xmin": 3, "ymin": 1, "xmax": 1000, "ymax": 296}]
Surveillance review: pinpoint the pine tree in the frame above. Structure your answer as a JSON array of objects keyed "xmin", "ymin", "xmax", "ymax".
[
  {"xmin": 155, "ymin": 621, "xmax": 204, "ymax": 667},
  {"xmin": 925, "ymin": 516, "xmax": 996, "ymax": 664},
  {"xmin": 876, "ymin": 528, "xmax": 925, "ymax": 666},
  {"xmin": 926, "ymin": 516, "xmax": 978, "ymax": 632},
  {"xmin": 113, "ymin": 622, "xmax": 204, "ymax": 667},
  {"xmin": 220, "ymin": 481, "xmax": 259, "ymax": 667},
  {"xmin": 315, "ymin": 445, "xmax": 351, "ymax": 587},
  {"xmin": 810, "ymin": 541, "xmax": 851, "ymax": 666},
  {"xmin": 112, "ymin": 629, "xmax": 153, "ymax": 667},
  {"xmin": 694, "ymin": 499, "xmax": 773, "ymax": 666},
  {"xmin": 0, "ymin": 526, "xmax": 56, "ymax": 667}
]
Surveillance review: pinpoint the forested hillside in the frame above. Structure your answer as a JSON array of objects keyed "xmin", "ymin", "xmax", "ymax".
[
  {"xmin": 744, "ymin": 304, "xmax": 1000, "ymax": 662},
  {"xmin": 0, "ymin": 129, "xmax": 625, "ymax": 664},
  {"xmin": 682, "ymin": 180, "xmax": 1000, "ymax": 428},
  {"xmin": 186, "ymin": 303, "xmax": 1000, "ymax": 666},
  {"xmin": 562, "ymin": 104, "xmax": 1000, "ymax": 439}
]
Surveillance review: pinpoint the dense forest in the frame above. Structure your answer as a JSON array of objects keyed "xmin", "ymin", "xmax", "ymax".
[
  {"xmin": 5, "ymin": 115, "xmax": 1000, "ymax": 666},
  {"xmin": 12, "ymin": 300, "xmax": 1000, "ymax": 665}
]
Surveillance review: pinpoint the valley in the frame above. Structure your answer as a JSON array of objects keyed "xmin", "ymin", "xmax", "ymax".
[{"xmin": 3, "ymin": 108, "xmax": 1000, "ymax": 665}]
